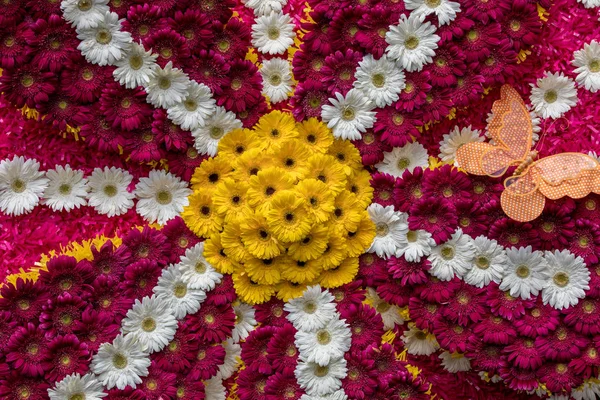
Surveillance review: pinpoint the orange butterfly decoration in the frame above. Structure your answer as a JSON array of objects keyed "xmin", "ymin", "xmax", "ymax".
[{"xmin": 456, "ymin": 85, "xmax": 600, "ymax": 222}]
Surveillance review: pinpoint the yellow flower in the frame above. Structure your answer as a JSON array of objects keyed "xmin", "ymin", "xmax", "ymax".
[
  {"xmin": 327, "ymin": 139, "xmax": 363, "ymax": 175},
  {"xmin": 217, "ymin": 128, "xmax": 262, "ymax": 159},
  {"xmin": 232, "ymin": 267, "xmax": 276, "ymax": 305},
  {"xmin": 230, "ymin": 148, "xmax": 272, "ymax": 182},
  {"xmin": 312, "ymin": 232, "xmax": 348, "ymax": 271},
  {"xmin": 287, "ymin": 224, "xmax": 329, "ymax": 262},
  {"xmin": 343, "ymin": 211, "xmax": 376, "ymax": 257},
  {"xmin": 295, "ymin": 179, "xmax": 335, "ymax": 223},
  {"xmin": 254, "ymin": 111, "xmax": 299, "ymax": 149},
  {"xmin": 212, "ymin": 178, "xmax": 251, "ymax": 223},
  {"xmin": 246, "ymin": 255, "xmax": 292, "ymax": 285},
  {"xmin": 276, "ymin": 280, "xmax": 310, "ymax": 302},
  {"xmin": 247, "ymin": 167, "xmax": 296, "ymax": 210},
  {"xmin": 190, "ymin": 157, "xmax": 233, "ymax": 192},
  {"xmin": 300, "ymin": 154, "xmax": 347, "ymax": 195},
  {"xmin": 203, "ymin": 234, "xmax": 236, "ymax": 274},
  {"xmin": 267, "ymin": 190, "xmax": 314, "ymax": 243},
  {"xmin": 296, "ymin": 118, "xmax": 333, "ymax": 153},
  {"xmin": 240, "ymin": 211, "xmax": 285, "ymax": 259},
  {"xmin": 221, "ymin": 220, "xmax": 253, "ymax": 263},
  {"xmin": 346, "ymin": 169, "xmax": 374, "ymax": 208},
  {"xmin": 266, "ymin": 140, "xmax": 310, "ymax": 181},
  {"xmin": 281, "ymin": 258, "xmax": 323, "ymax": 284},
  {"xmin": 329, "ymin": 191, "xmax": 363, "ymax": 233},
  {"xmin": 318, "ymin": 257, "xmax": 359, "ymax": 288},
  {"xmin": 182, "ymin": 192, "xmax": 223, "ymax": 238}
]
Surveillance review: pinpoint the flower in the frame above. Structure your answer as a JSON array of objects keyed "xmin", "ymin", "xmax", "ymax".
[
  {"xmin": 87, "ymin": 166, "xmax": 135, "ymax": 217},
  {"xmin": 427, "ymin": 228, "xmax": 475, "ymax": 281},
  {"xmin": 385, "ymin": 13, "xmax": 440, "ymax": 72},
  {"xmin": 145, "ymin": 61, "xmax": 190, "ymax": 109},
  {"xmin": 295, "ymin": 317, "xmax": 351, "ymax": 366},
  {"xmin": 261, "ymin": 57, "xmax": 293, "ymax": 104},
  {"xmin": 76, "ymin": 11, "xmax": 132, "ymax": 66},
  {"xmin": 438, "ymin": 126, "xmax": 484, "ymax": 166},
  {"xmin": 192, "ymin": 106, "xmax": 242, "ymax": 157},
  {"xmin": 61, "ymin": 0, "xmax": 109, "ymax": 29},
  {"xmin": 402, "ymin": 324, "xmax": 439, "ymax": 356},
  {"xmin": 572, "ymin": 40, "xmax": 600, "ymax": 93},
  {"xmin": 91, "ymin": 333, "xmax": 151, "ymax": 390},
  {"xmin": 232, "ymin": 302, "xmax": 257, "ymax": 343},
  {"xmin": 167, "ymin": 82, "xmax": 216, "ymax": 131},
  {"xmin": 134, "ymin": 170, "xmax": 192, "ymax": 225},
  {"xmin": 121, "ymin": 296, "xmax": 178, "ymax": 353},
  {"xmin": 295, "ymin": 357, "xmax": 347, "ymax": 396},
  {"xmin": 530, "ymin": 72, "xmax": 578, "ymax": 119},
  {"xmin": 178, "ymin": 242, "xmax": 223, "ymax": 291},
  {"xmin": 245, "ymin": 0, "xmax": 287, "ymax": 16},
  {"xmin": 153, "ymin": 265, "xmax": 206, "ymax": 319},
  {"xmin": 284, "ymin": 285, "xmax": 337, "ymax": 332},
  {"xmin": 353, "ymin": 55, "xmax": 405, "ymax": 108},
  {"xmin": 113, "ymin": 42, "xmax": 157, "ymax": 89},
  {"xmin": 367, "ymin": 203, "xmax": 407, "ymax": 259},
  {"xmin": 321, "ymin": 89, "xmax": 377, "ymax": 140},
  {"xmin": 0, "ymin": 156, "xmax": 48, "ymax": 216},
  {"xmin": 376, "ymin": 142, "xmax": 429, "ymax": 178},
  {"xmin": 463, "ymin": 236, "xmax": 507, "ymax": 288},
  {"xmin": 541, "ymin": 250, "xmax": 590, "ymax": 309},
  {"xmin": 439, "ymin": 352, "xmax": 471, "ymax": 373},
  {"xmin": 251, "ymin": 11, "xmax": 296, "ymax": 55},
  {"xmin": 397, "ymin": 228, "xmax": 436, "ymax": 263},
  {"xmin": 405, "ymin": 0, "xmax": 461, "ymax": 25},
  {"xmin": 366, "ymin": 288, "xmax": 404, "ymax": 330},
  {"xmin": 42, "ymin": 164, "xmax": 88, "ymax": 212},
  {"xmin": 48, "ymin": 373, "xmax": 106, "ymax": 400},
  {"xmin": 499, "ymin": 246, "xmax": 550, "ymax": 300}
]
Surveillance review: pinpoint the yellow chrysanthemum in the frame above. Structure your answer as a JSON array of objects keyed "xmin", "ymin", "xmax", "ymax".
[
  {"xmin": 240, "ymin": 211, "xmax": 285, "ymax": 259},
  {"xmin": 182, "ymin": 192, "xmax": 223, "ymax": 238},
  {"xmin": 217, "ymin": 128, "xmax": 262, "ymax": 159},
  {"xmin": 329, "ymin": 191, "xmax": 363, "ymax": 233},
  {"xmin": 300, "ymin": 154, "xmax": 347, "ymax": 194},
  {"xmin": 281, "ymin": 258, "xmax": 323, "ymax": 284},
  {"xmin": 245, "ymin": 255, "xmax": 292, "ymax": 285},
  {"xmin": 266, "ymin": 140, "xmax": 310, "ymax": 180},
  {"xmin": 254, "ymin": 111, "xmax": 299, "ymax": 149},
  {"xmin": 287, "ymin": 224, "xmax": 329, "ymax": 262},
  {"xmin": 232, "ymin": 267, "xmax": 276, "ymax": 305},
  {"xmin": 212, "ymin": 178, "xmax": 251, "ymax": 223},
  {"xmin": 276, "ymin": 280, "xmax": 309, "ymax": 302},
  {"xmin": 318, "ymin": 257, "xmax": 359, "ymax": 288},
  {"xmin": 230, "ymin": 148, "xmax": 272, "ymax": 182},
  {"xmin": 190, "ymin": 157, "xmax": 233, "ymax": 192},
  {"xmin": 327, "ymin": 139, "xmax": 363, "ymax": 175},
  {"xmin": 295, "ymin": 179, "xmax": 335, "ymax": 223},
  {"xmin": 343, "ymin": 211, "xmax": 377, "ymax": 257},
  {"xmin": 296, "ymin": 118, "xmax": 333, "ymax": 153},
  {"xmin": 203, "ymin": 234, "xmax": 236, "ymax": 274},
  {"xmin": 247, "ymin": 167, "xmax": 296, "ymax": 209},
  {"xmin": 311, "ymin": 232, "xmax": 349, "ymax": 270},
  {"xmin": 346, "ymin": 169, "xmax": 374, "ymax": 208},
  {"xmin": 221, "ymin": 220, "xmax": 253, "ymax": 263},
  {"xmin": 267, "ymin": 191, "xmax": 314, "ymax": 243}
]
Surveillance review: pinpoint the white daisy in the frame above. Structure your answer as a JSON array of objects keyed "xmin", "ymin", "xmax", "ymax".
[
  {"xmin": 284, "ymin": 285, "xmax": 338, "ymax": 332},
  {"xmin": 300, "ymin": 391, "xmax": 348, "ymax": 400},
  {"xmin": 353, "ymin": 54, "xmax": 406, "ymax": 108},
  {"xmin": 405, "ymin": 0, "xmax": 461, "ymax": 25},
  {"xmin": 530, "ymin": 71, "xmax": 578, "ymax": 119},
  {"xmin": 48, "ymin": 373, "xmax": 106, "ymax": 400},
  {"xmin": 87, "ymin": 166, "xmax": 135, "ymax": 217},
  {"xmin": 113, "ymin": 42, "xmax": 157, "ymax": 89},
  {"xmin": 245, "ymin": 0, "xmax": 287, "ymax": 16},
  {"xmin": 428, "ymin": 228, "xmax": 476, "ymax": 281},
  {"xmin": 366, "ymin": 288, "xmax": 404, "ymax": 330},
  {"xmin": 397, "ymin": 228, "xmax": 436, "ymax": 262},
  {"xmin": 232, "ymin": 302, "xmax": 257, "ymax": 343},
  {"xmin": 178, "ymin": 242, "xmax": 223, "ymax": 291},
  {"xmin": 145, "ymin": 61, "xmax": 190, "ymax": 109},
  {"xmin": 261, "ymin": 57, "xmax": 293, "ymax": 103},
  {"xmin": 217, "ymin": 338, "xmax": 241, "ymax": 380},
  {"xmin": 0, "ymin": 156, "xmax": 48, "ymax": 216},
  {"xmin": 295, "ymin": 317, "xmax": 351, "ymax": 366},
  {"xmin": 499, "ymin": 246, "xmax": 550, "ymax": 300},
  {"xmin": 577, "ymin": 0, "xmax": 600, "ymax": 8},
  {"xmin": 42, "ymin": 165, "xmax": 88, "ymax": 212},
  {"xmin": 438, "ymin": 125, "xmax": 483, "ymax": 166},
  {"xmin": 76, "ymin": 11, "xmax": 132, "ymax": 66},
  {"xmin": 463, "ymin": 236, "xmax": 507, "ymax": 288},
  {"xmin": 61, "ymin": 0, "xmax": 109, "ymax": 29},
  {"xmin": 588, "ymin": 150, "xmax": 600, "ymax": 162},
  {"xmin": 167, "ymin": 82, "xmax": 216, "ymax": 131},
  {"xmin": 295, "ymin": 357, "xmax": 347, "ymax": 396},
  {"xmin": 541, "ymin": 250, "xmax": 590, "ymax": 310},
  {"xmin": 134, "ymin": 170, "xmax": 192, "ymax": 225},
  {"xmin": 439, "ymin": 351, "xmax": 471, "ymax": 373},
  {"xmin": 153, "ymin": 265, "xmax": 206, "ymax": 319},
  {"xmin": 572, "ymin": 379, "xmax": 600, "ymax": 400},
  {"xmin": 547, "ymin": 395, "xmax": 570, "ymax": 400},
  {"xmin": 91, "ymin": 333, "xmax": 150, "ymax": 390},
  {"xmin": 375, "ymin": 141, "xmax": 429, "ymax": 178},
  {"xmin": 204, "ymin": 376, "xmax": 227, "ymax": 400},
  {"xmin": 321, "ymin": 89, "xmax": 377, "ymax": 140},
  {"xmin": 367, "ymin": 203, "xmax": 408, "ymax": 259},
  {"xmin": 573, "ymin": 40, "xmax": 600, "ymax": 93},
  {"xmin": 386, "ymin": 13, "xmax": 440, "ymax": 72},
  {"xmin": 401, "ymin": 324, "xmax": 439, "ymax": 356},
  {"xmin": 251, "ymin": 11, "xmax": 296, "ymax": 55},
  {"xmin": 121, "ymin": 296, "xmax": 178, "ymax": 353},
  {"xmin": 192, "ymin": 106, "xmax": 243, "ymax": 157}
]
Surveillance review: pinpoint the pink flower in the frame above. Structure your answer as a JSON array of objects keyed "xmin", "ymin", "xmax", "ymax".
[
  {"xmin": 301, "ymin": 10, "xmax": 333, "ymax": 55},
  {"xmin": 39, "ymin": 256, "xmax": 94, "ymax": 298},
  {"xmin": 433, "ymin": 318, "xmax": 476, "ymax": 353},
  {"xmin": 120, "ymin": 259, "xmax": 163, "ymax": 300},
  {"xmin": 441, "ymin": 281, "xmax": 486, "ymax": 326},
  {"xmin": 330, "ymin": 281, "xmax": 365, "ymax": 309},
  {"xmin": 408, "ymin": 297, "xmax": 443, "ymax": 331},
  {"xmin": 72, "ymin": 309, "xmax": 120, "ymax": 352},
  {"xmin": 0, "ymin": 64, "xmax": 57, "ymax": 108},
  {"xmin": 151, "ymin": 321, "xmax": 197, "ymax": 373},
  {"xmin": 426, "ymin": 45, "xmax": 466, "ymax": 87},
  {"xmin": 122, "ymin": 4, "xmax": 163, "ymax": 43},
  {"xmin": 488, "ymin": 218, "xmax": 540, "ymax": 250},
  {"xmin": 486, "ymin": 283, "xmax": 533, "ymax": 321},
  {"xmin": 122, "ymin": 227, "xmax": 171, "ymax": 265},
  {"xmin": 204, "ymin": 274, "xmax": 237, "ymax": 306},
  {"xmin": 187, "ymin": 50, "xmax": 231, "ymax": 96},
  {"xmin": 388, "ymin": 257, "xmax": 430, "ymax": 286},
  {"xmin": 328, "ymin": 7, "xmax": 365, "ymax": 50},
  {"xmin": 394, "ymin": 167, "xmax": 425, "ymax": 213},
  {"xmin": 538, "ymin": 362, "xmax": 583, "ymax": 393},
  {"xmin": 0, "ymin": 372, "xmax": 49, "ymax": 399},
  {"xmin": 564, "ymin": 298, "xmax": 600, "ymax": 335},
  {"xmin": 26, "ymin": 15, "xmax": 78, "ymax": 73},
  {"xmin": 292, "ymin": 46, "xmax": 327, "ymax": 82},
  {"xmin": 455, "ymin": 200, "xmax": 487, "ymax": 237},
  {"xmin": 356, "ymin": 7, "xmax": 401, "ymax": 59},
  {"xmin": 265, "ymin": 372, "xmax": 304, "ymax": 400},
  {"xmin": 210, "ymin": 18, "xmax": 251, "ymax": 63},
  {"xmin": 370, "ymin": 173, "xmax": 397, "ymax": 208},
  {"xmin": 0, "ymin": 23, "xmax": 31, "ymax": 69}
]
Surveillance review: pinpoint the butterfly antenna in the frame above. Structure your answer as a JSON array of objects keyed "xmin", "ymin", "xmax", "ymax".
[{"xmin": 535, "ymin": 117, "xmax": 570, "ymax": 153}]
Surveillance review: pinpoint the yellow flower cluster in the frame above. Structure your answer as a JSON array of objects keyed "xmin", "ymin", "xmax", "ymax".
[{"xmin": 182, "ymin": 111, "xmax": 376, "ymax": 304}]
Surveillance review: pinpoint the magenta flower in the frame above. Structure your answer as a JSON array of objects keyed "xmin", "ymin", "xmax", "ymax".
[
  {"xmin": 408, "ymin": 197, "xmax": 458, "ymax": 244},
  {"xmin": 266, "ymin": 323, "xmax": 298, "ymax": 374},
  {"xmin": 340, "ymin": 303, "xmax": 384, "ymax": 352}
]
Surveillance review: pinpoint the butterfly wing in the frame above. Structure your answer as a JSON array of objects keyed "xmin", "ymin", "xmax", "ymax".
[
  {"xmin": 501, "ymin": 170, "xmax": 545, "ymax": 222},
  {"xmin": 531, "ymin": 153, "xmax": 600, "ymax": 200}
]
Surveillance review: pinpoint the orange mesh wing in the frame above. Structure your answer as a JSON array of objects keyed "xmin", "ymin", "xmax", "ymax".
[
  {"xmin": 501, "ymin": 171, "xmax": 545, "ymax": 222},
  {"xmin": 532, "ymin": 153, "xmax": 600, "ymax": 200}
]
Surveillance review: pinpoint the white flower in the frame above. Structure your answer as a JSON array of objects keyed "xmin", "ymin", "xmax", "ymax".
[
  {"xmin": 572, "ymin": 379, "xmax": 600, "ymax": 400},
  {"xmin": 167, "ymin": 82, "xmax": 216, "ymax": 131},
  {"xmin": 367, "ymin": 203, "xmax": 408, "ymax": 259},
  {"xmin": 153, "ymin": 265, "xmax": 206, "ymax": 319},
  {"xmin": 121, "ymin": 296, "xmax": 178, "ymax": 353},
  {"xmin": 245, "ymin": 0, "xmax": 287, "ymax": 16},
  {"xmin": 217, "ymin": 339, "xmax": 241, "ymax": 380},
  {"xmin": 284, "ymin": 285, "xmax": 338, "ymax": 332},
  {"xmin": 295, "ymin": 358, "xmax": 347, "ymax": 396},
  {"xmin": 178, "ymin": 242, "xmax": 223, "ymax": 291},
  {"xmin": 375, "ymin": 142, "xmax": 429, "ymax": 178},
  {"xmin": 232, "ymin": 303, "xmax": 257, "ymax": 343},
  {"xmin": 541, "ymin": 250, "xmax": 590, "ymax": 310},
  {"xmin": 87, "ymin": 166, "xmax": 135, "ymax": 217},
  {"xmin": 397, "ymin": 228, "xmax": 436, "ymax": 262},
  {"xmin": 577, "ymin": 0, "xmax": 600, "ymax": 8},
  {"xmin": 192, "ymin": 106, "xmax": 243, "ymax": 157},
  {"xmin": 439, "ymin": 351, "xmax": 471, "ymax": 373},
  {"xmin": 321, "ymin": 89, "xmax": 376, "ymax": 140},
  {"xmin": 134, "ymin": 170, "xmax": 192, "ymax": 225},
  {"xmin": 530, "ymin": 72, "xmax": 578, "ymax": 119},
  {"xmin": 573, "ymin": 40, "xmax": 600, "ymax": 93},
  {"xmin": 353, "ymin": 55, "xmax": 406, "ymax": 108},
  {"xmin": 499, "ymin": 246, "xmax": 550, "ymax": 300},
  {"xmin": 251, "ymin": 11, "xmax": 296, "ymax": 55},
  {"xmin": 0, "ymin": 156, "xmax": 48, "ymax": 216},
  {"xmin": 405, "ymin": 0, "xmax": 461, "ymax": 25},
  {"xmin": 366, "ymin": 288, "xmax": 404, "ymax": 330},
  {"xmin": 48, "ymin": 373, "xmax": 106, "ymax": 400},
  {"xmin": 261, "ymin": 57, "xmax": 293, "ymax": 103},
  {"xmin": 300, "ymin": 391, "xmax": 348, "ymax": 400},
  {"xmin": 386, "ymin": 13, "xmax": 440, "ymax": 72},
  {"xmin": 295, "ymin": 317, "xmax": 351, "ymax": 366},
  {"xmin": 428, "ymin": 228, "xmax": 476, "ymax": 281},
  {"xmin": 76, "ymin": 11, "xmax": 132, "ymax": 66},
  {"xmin": 463, "ymin": 236, "xmax": 507, "ymax": 288},
  {"xmin": 42, "ymin": 165, "xmax": 88, "ymax": 212},
  {"xmin": 91, "ymin": 333, "xmax": 150, "ymax": 390},
  {"xmin": 204, "ymin": 376, "xmax": 227, "ymax": 400},
  {"xmin": 61, "ymin": 0, "xmax": 109, "ymax": 29},
  {"xmin": 113, "ymin": 42, "xmax": 157, "ymax": 89},
  {"xmin": 439, "ymin": 126, "xmax": 484, "ymax": 166},
  {"xmin": 145, "ymin": 61, "xmax": 190, "ymax": 109},
  {"xmin": 401, "ymin": 324, "xmax": 439, "ymax": 356}
]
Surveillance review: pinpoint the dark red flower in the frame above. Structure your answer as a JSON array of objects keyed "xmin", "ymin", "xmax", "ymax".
[
  {"xmin": 341, "ymin": 303, "xmax": 384, "ymax": 351},
  {"xmin": 408, "ymin": 197, "xmax": 458, "ymax": 244},
  {"xmin": 74, "ymin": 108, "xmax": 126, "ymax": 153},
  {"xmin": 538, "ymin": 362, "xmax": 583, "ymax": 393},
  {"xmin": 397, "ymin": 71, "xmax": 431, "ymax": 112},
  {"xmin": 486, "ymin": 283, "xmax": 534, "ymax": 321},
  {"xmin": 460, "ymin": 22, "xmax": 502, "ymax": 62},
  {"xmin": 254, "ymin": 298, "xmax": 288, "ymax": 327},
  {"xmin": 166, "ymin": 148, "xmax": 208, "ymax": 182},
  {"xmin": 217, "ymin": 60, "xmax": 262, "ymax": 113},
  {"xmin": 167, "ymin": 9, "xmax": 213, "ymax": 52},
  {"xmin": 408, "ymin": 297, "xmax": 443, "ymax": 331},
  {"xmin": 265, "ymin": 372, "xmax": 304, "ymax": 400},
  {"xmin": 5, "ymin": 323, "xmax": 50, "ymax": 377},
  {"xmin": 122, "ymin": 227, "xmax": 171, "ymax": 265},
  {"xmin": 72, "ymin": 309, "xmax": 120, "ymax": 352},
  {"xmin": 352, "ymin": 130, "xmax": 391, "ymax": 166},
  {"xmin": 0, "ymin": 372, "xmax": 49, "ymax": 400},
  {"xmin": 121, "ymin": 259, "xmax": 163, "ymax": 300},
  {"xmin": 61, "ymin": 55, "xmax": 110, "ymax": 104},
  {"xmin": 0, "ymin": 23, "xmax": 31, "ymax": 69},
  {"xmin": 100, "ymin": 83, "xmax": 153, "ymax": 131},
  {"xmin": 441, "ymin": 282, "xmax": 486, "ymax": 326},
  {"xmin": 139, "ymin": 365, "xmax": 177, "ymax": 400},
  {"xmin": 122, "ymin": 4, "xmax": 162, "ymax": 43},
  {"xmin": 416, "ymin": 276, "xmax": 457, "ymax": 304},
  {"xmin": 39, "ymin": 256, "xmax": 94, "ymax": 297},
  {"xmin": 330, "ymin": 281, "xmax": 365, "ymax": 309},
  {"xmin": 473, "ymin": 314, "xmax": 517, "ymax": 345},
  {"xmin": 266, "ymin": 323, "xmax": 298, "ymax": 375},
  {"xmin": 188, "ymin": 302, "xmax": 235, "ymax": 343},
  {"xmin": 535, "ymin": 324, "xmax": 587, "ymax": 362},
  {"xmin": 302, "ymin": 10, "xmax": 333, "ymax": 55},
  {"xmin": 162, "ymin": 217, "xmax": 201, "ymax": 263},
  {"xmin": 370, "ymin": 173, "xmax": 397, "ymax": 208},
  {"xmin": 237, "ymin": 365, "xmax": 270, "ymax": 400},
  {"xmin": 188, "ymin": 341, "xmax": 226, "ymax": 380},
  {"xmin": 181, "ymin": 0, "xmax": 235, "ymax": 23},
  {"xmin": 144, "ymin": 29, "xmax": 190, "ymax": 68},
  {"xmin": 433, "ymin": 318, "xmax": 475, "ymax": 353},
  {"xmin": 292, "ymin": 46, "xmax": 327, "ymax": 82},
  {"xmin": 26, "ymin": 15, "xmax": 78, "ymax": 73},
  {"xmin": 242, "ymin": 326, "xmax": 275, "ymax": 374},
  {"xmin": 209, "ymin": 18, "xmax": 251, "ymax": 63},
  {"xmin": 84, "ymin": 275, "xmax": 132, "ymax": 318},
  {"xmin": 0, "ymin": 279, "xmax": 49, "ymax": 325},
  {"xmin": 39, "ymin": 292, "xmax": 86, "ymax": 339},
  {"xmin": 342, "ymin": 350, "xmax": 378, "ymax": 399},
  {"xmin": 329, "ymin": 6, "xmax": 365, "ymax": 50},
  {"xmin": 290, "ymin": 80, "xmax": 330, "ymax": 121},
  {"xmin": 488, "ymin": 218, "xmax": 540, "ymax": 250},
  {"xmin": 0, "ymin": 64, "xmax": 57, "ymax": 108},
  {"xmin": 322, "ymin": 49, "xmax": 362, "ymax": 96},
  {"xmin": 44, "ymin": 334, "xmax": 90, "ymax": 382},
  {"xmin": 90, "ymin": 240, "xmax": 132, "ymax": 280},
  {"xmin": 500, "ymin": 1, "xmax": 541, "ymax": 52},
  {"xmin": 174, "ymin": 373, "xmax": 205, "ymax": 400},
  {"xmin": 374, "ymin": 107, "xmax": 421, "ymax": 148},
  {"xmin": 204, "ymin": 274, "xmax": 237, "ymax": 306},
  {"xmin": 356, "ymin": 6, "xmax": 400, "ymax": 59}
]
